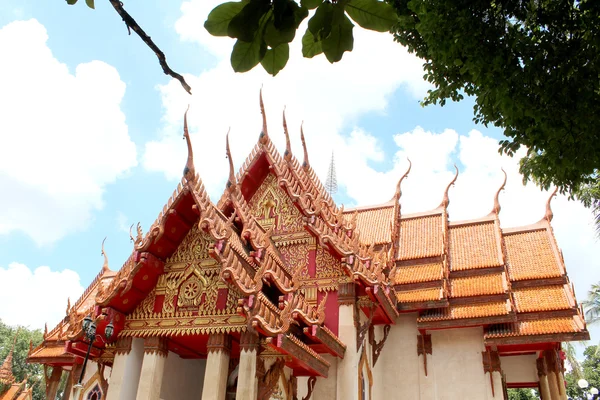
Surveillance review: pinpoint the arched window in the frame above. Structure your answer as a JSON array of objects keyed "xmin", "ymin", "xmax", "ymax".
[{"xmin": 87, "ymin": 384, "xmax": 102, "ymax": 400}]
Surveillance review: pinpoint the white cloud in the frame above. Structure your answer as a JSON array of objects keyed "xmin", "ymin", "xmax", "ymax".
[
  {"xmin": 0, "ymin": 262, "xmax": 84, "ymax": 329},
  {"xmin": 0, "ymin": 19, "xmax": 137, "ymax": 246},
  {"xmin": 116, "ymin": 211, "xmax": 131, "ymax": 235},
  {"xmin": 142, "ymin": 0, "xmax": 430, "ymax": 198}
]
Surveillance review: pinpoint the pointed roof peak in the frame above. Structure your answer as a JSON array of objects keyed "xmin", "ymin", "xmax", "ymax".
[
  {"xmin": 544, "ymin": 187, "xmax": 559, "ymax": 222},
  {"xmin": 225, "ymin": 128, "xmax": 236, "ymax": 190},
  {"xmin": 490, "ymin": 168, "xmax": 507, "ymax": 216},
  {"xmin": 439, "ymin": 165, "xmax": 459, "ymax": 209},
  {"xmin": 282, "ymin": 107, "xmax": 292, "ymax": 161},
  {"xmin": 101, "ymin": 237, "xmax": 109, "ymax": 272},
  {"xmin": 300, "ymin": 122, "xmax": 309, "ymax": 170},
  {"xmin": 393, "ymin": 158, "xmax": 412, "ymax": 201},
  {"xmin": 259, "ymin": 87, "xmax": 269, "ymax": 145},
  {"xmin": 183, "ymin": 105, "xmax": 196, "ymax": 184},
  {"xmin": 0, "ymin": 333, "xmax": 17, "ymax": 385}
]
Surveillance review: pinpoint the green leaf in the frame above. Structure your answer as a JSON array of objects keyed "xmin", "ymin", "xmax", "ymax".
[
  {"xmin": 204, "ymin": 2, "xmax": 246, "ymax": 37},
  {"xmin": 66, "ymin": 0, "xmax": 78, "ymax": 5},
  {"xmin": 228, "ymin": 1, "xmax": 271, "ymax": 42},
  {"xmin": 85, "ymin": 0, "xmax": 94, "ymax": 8},
  {"xmin": 231, "ymin": 37, "xmax": 267, "ymax": 72},
  {"xmin": 307, "ymin": 1, "xmax": 334, "ymax": 40},
  {"xmin": 264, "ymin": 19, "xmax": 296, "ymax": 47},
  {"xmin": 261, "ymin": 43, "xmax": 290, "ymax": 76},
  {"xmin": 345, "ymin": 0, "xmax": 398, "ymax": 32},
  {"xmin": 302, "ymin": 28, "xmax": 323, "ymax": 58},
  {"xmin": 322, "ymin": 13, "xmax": 353, "ymax": 63},
  {"xmin": 301, "ymin": 0, "xmax": 322, "ymax": 10}
]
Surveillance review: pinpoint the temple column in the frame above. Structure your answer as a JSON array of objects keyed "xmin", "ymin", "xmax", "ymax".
[
  {"xmin": 136, "ymin": 337, "xmax": 168, "ymax": 400},
  {"xmin": 537, "ymin": 357, "xmax": 551, "ymax": 400},
  {"xmin": 201, "ymin": 333, "xmax": 231, "ymax": 400},
  {"xmin": 236, "ymin": 331, "xmax": 259, "ymax": 400},
  {"xmin": 46, "ymin": 365, "xmax": 63, "ymax": 400},
  {"xmin": 336, "ymin": 283, "xmax": 359, "ymax": 400},
  {"xmin": 105, "ymin": 337, "xmax": 144, "ymax": 400},
  {"xmin": 62, "ymin": 363, "xmax": 81, "ymax": 400},
  {"xmin": 544, "ymin": 351, "xmax": 561, "ymax": 400}
]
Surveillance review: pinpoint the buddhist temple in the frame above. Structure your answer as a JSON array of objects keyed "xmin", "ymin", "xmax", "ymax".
[
  {"xmin": 1, "ymin": 336, "xmax": 33, "ymax": 400},
  {"xmin": 27, "ymin": 92, "xmax": 589, "ymax": 400}
]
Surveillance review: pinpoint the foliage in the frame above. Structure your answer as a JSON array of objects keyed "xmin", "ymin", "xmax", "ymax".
[
  {"xmin": 203, "ymin": 0, "xmax": 600, "ymax": 201},
  {"xmin": 566, "ymin": 345, "xmax": 600, "ymax": 399},
  {"xmin": 576, "ymin": 180, "xmax": 600, "ymax": 238},
  {"xmin": 0, "ymin": 319, "xmax": 45, "ymax": 400},
  {"xmin": 583, "ymin": 284, "xmax": 600, "ymax": 325},
  {"xmin": 507, "ymin": 388, "xmax": 539, "ymax": 400}
]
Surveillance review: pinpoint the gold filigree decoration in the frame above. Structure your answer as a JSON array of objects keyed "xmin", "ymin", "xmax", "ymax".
[
  {"xmin": 248, "ymin": 173, "xmax": 304, "ymax": 233},
  {"xmin": 279, "ymin": 244, "xmax": 310, "ymax": 280},
  {"xmin": 315, "ymin": 247, "xmax": 344, "ymax": 279},
  {"xmin": 177, "ymin": 274, "xmax": 207, "ymax": 307},
  {"xmin": 167, "ymin": 224, "xmax": 214, "ymax": 265}
]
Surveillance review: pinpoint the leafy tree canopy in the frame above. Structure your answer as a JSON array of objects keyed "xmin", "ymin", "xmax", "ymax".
[
  {"xmin": 0, "ymin": 319, "xmax": 45, "ymax": 400},
  {"xmin": 507, "ymin": 388, "xmax": 539, "ymax": 400},
  {"xmin": 200, "ymin": 0, "xmax": 600, "ymax": 199},
  {"xmin": 566, "ymin": 345, "xmax": 600, "ymax": 399}
]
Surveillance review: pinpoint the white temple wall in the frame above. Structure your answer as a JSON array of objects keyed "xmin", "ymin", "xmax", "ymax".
[
  {"xmin": 501, "ymin": 354, "xmax": 539, "ymax": 385},
  {"xmin": 107, "ymin": 337, "xmax": 144, "ymax": 400},
  {"xmin": 159, "ymin": 351, "xmax": 206, "ymax": 400},
  {"xmin": 428, "ymin": 327, "xmax": 490, "ymax": 400},
  {"xmin": 372, "ymin": 313, "xmax": 420, "ymax": 400}
]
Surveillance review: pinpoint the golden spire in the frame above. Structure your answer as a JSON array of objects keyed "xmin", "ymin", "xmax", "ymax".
[
  {"xmin": 259, "ymin": 87, "xmax": 268, "ymax": 145},
  {"xmin": 182, "ymin": 105, "xmax": 195, "ymax": 183},
  {"xmin": 393, "ymin": 158, "xmax": 412, "ymax": 201},
  {"xmin": 283, "ymin": 107, "xmax": 292, "ymax": 161},
  {"xmin": 226, "ymin": 129, "xmax": 236, "ymax": 189},
  {"xmin": 101, "ymin": 237, "xmax": 109, "ymax": 272},
  {"xmin": 544, "ymin": 187, "xmax": 559, "ymax": 222},
  {"xmin": 0, "ymin": 334, "xmax": 17, "ymax": 385},
  {"xmin": 439, "ymin": 165, "xmax": 459, "ymax": 209},
  {"xmin": 491, "ymin": 168, "xmax": 507, "ymax": 215},
  {"xmin": 300, "ymin": 122, "xmax": 309, "ymax": 169}
]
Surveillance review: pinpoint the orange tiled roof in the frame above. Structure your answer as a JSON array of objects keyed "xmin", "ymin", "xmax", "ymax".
[
  {"xmin": 397, "ymin": 213, "xmax": 443, "ymax": 261},
  {"xmin": 344, "ymin": 204, "xmax": 395, "ymax": 245},
  {"xmin": 418, "ymin": 300, "xmax": 511, "ymax": 321},
  {"xmin": 27, "ymin": 345, "xmax": 71, "ymax": 360},
  {"xmin": 485, "ymin": 316, "xmax": 584, "ymax": 338},
  {"xmin": 396, "ymin": 287, "xmax": 443, "ymax": 303},
  {"xmin": 1, "ymin": 384, "xmax": 21, "ymax": 400},
  {"xmin": 450, "ymin": 273, "xmax": 506, "ymax": 298},
  {"xmin": 504, "ymin": 228, "xmax": 563, "ymax": 281},
  {"xmin": 393, "ymin": 262, "xmax": 443, "ymax": 285},
  {"xmin": 513, "ymin": 285, "xmax": 573, "ymax": 313},
  {"xmin": 449, "ymin": 221, "xmax": 503, "ymax": 271}
]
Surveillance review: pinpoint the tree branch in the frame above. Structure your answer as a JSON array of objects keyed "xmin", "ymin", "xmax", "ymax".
[{"xmin": 108, "ymin": 0, "xmax": 192, "ymax": 95}]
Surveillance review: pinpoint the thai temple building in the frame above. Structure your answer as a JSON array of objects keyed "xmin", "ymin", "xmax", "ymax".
[
  {"xmin": 0, "ymin": 336, "xmax": 33, "ymax": 400},
  {"xmin": 27, "ymin": 93, "xmax": 589, "ymax": 400}
]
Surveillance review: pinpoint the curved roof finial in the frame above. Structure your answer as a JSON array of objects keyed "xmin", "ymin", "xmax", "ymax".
[
  {"xmin": 545, "ymin": 187, "xmax": 559, "ymax": 222},
  {"xmin": 440, "ymin": 165, "xmax": 459, "ymax": 208},
  {"xmin": 226, "ymin": 129, "xmax": 236, "ymax": 189},
  {"xmin": 259, "ymin": 87, "xmax": 268, "ymax": 145},
  {"xmin": 393, "ymin": 158, "xmax": 412, "ymax": 201},
  {"xmin": 300, "ymin": 122, "xmax": 309, "ymax": 170},
  {"xmin": 101, "ymin": 237, "xmax": 109, "ymax": 272},
  {"xmin": 491, "ymin": 168, "xmax": 507, "ymax": 215},
  {"xmin": 283, "ymin": 107, "xmax": 292, "ymax": 161},
  {"xmin": 182, "ymin": 105, "xmax": 195, "ymax": 183}
]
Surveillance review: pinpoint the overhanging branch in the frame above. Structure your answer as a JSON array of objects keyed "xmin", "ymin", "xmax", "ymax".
[{"xmin": 108, "ymin": 0, "xmax": 192, "ymax": 95}]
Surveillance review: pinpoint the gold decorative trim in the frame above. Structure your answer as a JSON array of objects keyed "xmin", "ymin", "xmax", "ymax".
[{"xmin": 143, "ymin": 337, "xmax": 168, "ymax": 357}]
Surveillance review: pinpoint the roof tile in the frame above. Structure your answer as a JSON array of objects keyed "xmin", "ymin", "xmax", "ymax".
[
  {"xmin": 344, "ymin": 205, "xmax": 395, "ymax": 245},
  {"xmin": 504, "ymin": 228, "xmax": 563, "ymax": 281},
  {"xmin": 513, "ymin": 285, "xmax": 573, "ymax": 313},
  {"xmin": 450, "ymin": 273, "xmax": 506, "ymax": 298},
  {"xmin": 485, "ymin": 316, "xmax": 584, "ymax": 338},
  {"xmin": 396, "ymin": 287, "xmax": 443, "ymax": 303},
  {"xmin": 394, "ymin": 262, "xmax": 443, "ymax": 285},
  {"xmin": 397, "ymin": 214, "xmax": 443, "ymax": 261},
  {"xmin": 449, "ymin": 221, "xmax": 502, "ymax": 271},
  {"xmin": 418, "ymin": 300, "xmax": 511, "ymax": 321}
]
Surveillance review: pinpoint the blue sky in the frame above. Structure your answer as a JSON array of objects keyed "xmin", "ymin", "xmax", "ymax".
[{"xmin": 1, "ymin": 0, "xmax": 599, "ymax": 352}]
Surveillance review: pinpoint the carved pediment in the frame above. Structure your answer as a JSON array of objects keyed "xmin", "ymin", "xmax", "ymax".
[{"xmin": 248, "ymin": 174, "xmax": 303, "ymax": 233}]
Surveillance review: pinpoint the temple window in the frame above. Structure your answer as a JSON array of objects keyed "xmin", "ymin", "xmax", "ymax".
[{"xmin": 87, "ymin": 384, "xmax": 102, "ymax": 400}]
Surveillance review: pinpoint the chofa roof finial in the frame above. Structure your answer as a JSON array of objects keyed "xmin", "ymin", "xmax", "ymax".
[
  {"xmin": 393, "ymin": 158, "xmax": 412, "ymax": 201},
  {"xmin": 226, "ymin": 129, "xmax": 236, "ymax": 189},
  {"xmin": 545, "ymin": 187, "xmax": 559, "ymax": 222},
  {"xmin": 101, "ymin": 237, "xmax": 109, "ymax": 272},
  {"xmin": 491, "ymin": 168, "xmax": 507, "ymax": 216},
  {"xmin": 440, "ymin": 165, "xmax": 459, "ymax": 209},
  {"xmin": 259, "ymin": 87, "xmax": 268, "ymax": 145},
  {"xmin": 182, "ymin": 105, "xmax": 195, "ymax": 183},
  {"xmin": 283, "ymin": 107, "xmax": 292, "ymax": 161},
  {"xmin": 300, "ymin": 122, "xmax": 309, "ymax": 170}
]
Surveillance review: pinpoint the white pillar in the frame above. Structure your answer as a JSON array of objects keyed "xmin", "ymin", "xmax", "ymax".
[
  {"xmin": 201, "ymin": 334, "xmax": 231, "ymax": 400},
  {"xmin": 105, "ymin": 338, "xmax": 144, "ymax": 400},
  {"xmin": 136, "ymin": 337, "xmax": 168, "ymax": 400},
  {"xmin": 336, "ymin": 283, "xmax": 359, "ymax": 400},
  {"xmin": 236, "ymin": 331, "xmax": 259, "ymax": 400}
]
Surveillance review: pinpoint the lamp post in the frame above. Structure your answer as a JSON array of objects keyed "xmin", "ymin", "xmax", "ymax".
[
  {"xmin": 72, "ymin": 316, "xmax": 114, "ymax": 398},
  {"xmin": 576, "ymin": 379, "xmax": 599, "ymax": 400}
]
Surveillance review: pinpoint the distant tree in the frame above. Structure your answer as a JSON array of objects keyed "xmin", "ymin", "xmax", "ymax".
[
  {"xmin": 507, "ymin": 388, "xmax": 539, "ymax": 400},
  {"xmin": 0, "ymin": 319, "xmax": 45, "ymax": 400},
  {"xmin": 565, "ymin": 345, "xmax": 600, "ymax": 399}
]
